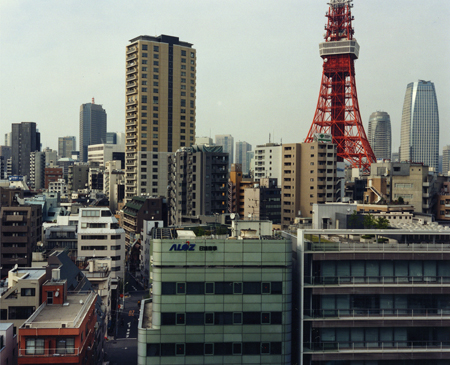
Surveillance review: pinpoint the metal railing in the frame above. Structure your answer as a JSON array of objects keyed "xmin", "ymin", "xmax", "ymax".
[
  {"xmin": 304, "ymin": 341, "xmax": 450, "ymax": 352},
  {"xmin": 304, "ymin": 308, "xmax": 450, "ymax": 319},
  {"xmin": 19, "ymin": 348, "xmax": 79, "ymax": 357},
  {"xmin": 306, "ymin": 242, "xmax": 450, "ymax": 252},
  {"xmin": 304, "ymin": 276, "xmax": 450, "ymax": 285}
]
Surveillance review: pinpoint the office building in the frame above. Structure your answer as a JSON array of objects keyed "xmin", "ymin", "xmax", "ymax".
[
  {"xmin": 42, "ymin": 147, "xmax": 58, "ymax": 166},
  {"xmin": 195, "ymin": 136, "xmax": 214, "ymax": 146},
  {"xmin": 58, "ymin": 136, "xmax": 76, "ymax": 158},
  {"xmin": 368, "ymin": 111, "xmax": 391, "ymax": 160},
  {"xmin": 0, "ymin": 205, "xmax": 43, "ymax": 277},
  {"xmin": 215, "ymin": 134, "xmax": 234, "ymax": 168},
  {"xmin": 87, "ymin": 143, "xmax": 124, "ymax": 167},
  {"xmin": 235, "ymin": 141, "xmax": 252, "ymax": 174},
  {"xmin": 11, "ymin": 122, "xmax": 41, "ymax": 177},
  {"xmin": 296, "ymin": 228, "xmax": 450, "ymax": 365},
  {"xmin": 80, "ymin": 100, "xmax": 107, "ymax": 162},
  {"xmin": 281, "ymin": 142, "xmax": 338, "ymax": 227},
  {"xmin": 125, "ymin": 35, "xmax": 196, "ymax": 200},
  {"xmin": 0, "ymin": 146, "xmax": 12, "ymax": 179},
  {"xmin": 44, "ymin": 166, "xmax": 63, "ymax": 189},
  {"xmin": 137, "ymin": 221, "xmax": 292, "ymax": 364},
  {"xmin": 168, "ymin": 145, "xmax": 228, "ymax": 225},
  {"xmin": 400, "ymin": 80, "xmax": 439, "ymax": 171},
  {"xmin": 68, "ymin": 164, "xmax": 89, "ymax": 192},
  {"xmin": 254, "ymin": 143, "xmax": 282, "ymax": 184},
  {"xmin": 29, "ymin": 151, "xmax": 45, "ymax": 190}
]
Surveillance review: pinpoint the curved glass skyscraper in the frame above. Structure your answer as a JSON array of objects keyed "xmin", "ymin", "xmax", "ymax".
[
  {"xmin": 400, "ymin": 80, "xmax": 439, "ymax": 171},
  {"xmin": 368, "ymin": 111, "xmax": 391, "ymax": 160}
]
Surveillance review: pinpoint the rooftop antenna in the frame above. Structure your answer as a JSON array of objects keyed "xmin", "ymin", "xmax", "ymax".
[
  {"xmin": 92, "ymin": 97, "xmax": 95, "ymax": 104},
  {"xmin": 269, "ymin": 133, "xmax": 271, "ymax": 143}
]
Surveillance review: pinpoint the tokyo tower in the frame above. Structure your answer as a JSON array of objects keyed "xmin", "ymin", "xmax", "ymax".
[{"xmin": 305, "ymin": 0, "xmax": 376, "ymax": 172}]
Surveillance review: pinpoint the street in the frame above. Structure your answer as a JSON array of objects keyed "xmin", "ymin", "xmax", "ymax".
[{"xmin": 105, "ymin": 272, "xmax": 148, "ymax": 364}]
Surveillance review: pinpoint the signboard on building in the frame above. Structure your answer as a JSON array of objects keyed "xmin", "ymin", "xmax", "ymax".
[
  {"xmin": 8, "ymin": 175, "xmax": 24, "ymax": 181},
  {"xmin": 313, "ymin": 133, "xmax": 332, "ymax": 143}
]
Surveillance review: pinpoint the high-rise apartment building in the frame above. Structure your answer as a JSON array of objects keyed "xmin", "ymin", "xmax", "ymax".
[
  {"xmin": 11, "ymin": 122, "xmax": 41, "ymax": 177},
  {"xmin": 58, "ymin": 136, "xmax": 76, "ymax": 158},
  {"xmin": 80, "ymin": 100, "xmax": 107, "ymax": 162},
  {"xmin": 215, "ymin": 134, "xmax": 234, "ymax": 168},
  {"xmin": 368, "ymin": 111, "xmax": 391, "ymax": 160},
  {"xmin": 125, "ymin": 35, "xmax": 196, "ymax": 200},
  {"xmin": 400, "ymin": 80, "xmax": 439, "ymax": 170},
  {"xmin": 235, "ymin": 141, "xmax": 252, "ymax": 174},
  {"xmin": 443, "ymin": 145, "xmax": 450, "ymax": 175},
  {"xmin": 281, "ymin": 142, "xmax": 338, "ymax": 227},
  {"xmin": 29, "ymin": 151, "xmax": 45, "ymax": 190},
  {"xmin": 168, "ymin": 145, "xmax": 228, "ymax": 225}
]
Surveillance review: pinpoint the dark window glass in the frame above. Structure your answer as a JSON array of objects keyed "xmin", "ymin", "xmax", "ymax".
[
  {"xmin": 205, "ymin": 312, "xmax": 214, "ymax": 324},
  {"xmin": 215, "ymin": 312, "xmax": 232, "ymax": 325},
  {"xmin": 147, "ymin": 344, "xmax": 160, "ymax": 356},
  {"xmin": 187, "ymin": 282, "xmax": 204, "ymax": 295},
  {"xmin": 243, "ymin": 312, "xmax": 260, "ymax": 325},
  {"xmin": 0, "ymin": 309, "xmax": 7, "ymax": 320},
  {"xmin": 205, "ymin": 282, "xmax": 214, "ymax": 294},
  {"xmin": 271, "ymin": 312, "xmax": 282, "ymax": 324},
  {"xmin": 261, "ymin": 342, "xmax": 270, "ymax": 354},
  {"xmin": 271, "ymin": 281, "xmax": 282, "ymax": 294},
  {"xmin": 176, "ymin": 344, "xmax": 185, "ymax": 355},
  {"xmin": 215, "ymin": 282, "xmax": 233, "ymax": 294},
  {"xmin": 262, "ymin": 282, "xmax": 271, "ymax": 294},
  {"xmin": 185, "ymin": 343, "xmax": 203, "ymax": 355},
  {"xmin": 161, "ymin": 343, "xmax": 175, "ymax": 356},
  {"xmin": 161, "ymin": 282, "xmax": 176, "ymax": 294},
  {"xmin": 177, "ymin": 282, "xmax": 185, "ymax": 294},
  {"xmin": 214, "ymin": 342, "xmax": 232, "ymax": 355},
  {"xmin": 186, "ymin": 312, "xmax": 204, "ymax": 325},
  {"xmin": 271, "ymin": 342, "xmax": 282, "ymax": 354},
  {"xmin": 243, "ymin": 282, "xmax": 261, "ymax": 294},
  {"xmin": 161, "ymin": 313, "xmax": 175, "ymax": 325},
  {"xmin": 261, "ymin": 312, "xmax": 270, "ymax": 324},
  {"xmin": 233, "ymin": 343, "xmax": 242, "ymax": 355},
  {"xmin": 204, "ymin": 343, "xmax": 214, "ymax": 355},
  {"xmin": 176, "ymin": 313, "xmax": 185, "ymax": 325},
  {"xmin": 243, "ymin": 342, "xmax": 260, "ymax": 355},
  {"xmin": 233, "ymin": 312, "xmax": 242, "ymax": 324},
  {"xmin": 233, "ymin": 282, "xmax": 242, "ymax": 294}
]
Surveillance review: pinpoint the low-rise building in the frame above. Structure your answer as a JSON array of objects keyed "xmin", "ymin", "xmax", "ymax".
[{"xmin": 0, "ymin": 323, "xmax": 18, "ymax": 365}]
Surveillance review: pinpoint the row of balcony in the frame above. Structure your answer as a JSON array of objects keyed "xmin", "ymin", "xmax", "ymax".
[
  {"xmin": 304, "ymin": 276, "xmax": 450, "ymax": 286},
  {"xmin": 304, "ymin": 308, "xmax": 450, "ymax": 319},
  {"xmin": 304, "ymin": 341, "xmax": 450, "ymax": 353}
]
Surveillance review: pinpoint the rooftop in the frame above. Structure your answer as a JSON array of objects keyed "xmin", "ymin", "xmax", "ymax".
[{"xmin": 22, "ymin": 291, "xmax": 96, "ymax": 329}]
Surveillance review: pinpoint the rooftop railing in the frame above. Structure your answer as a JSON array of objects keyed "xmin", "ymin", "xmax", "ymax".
[
  {"xmin": 304, "ymin": 276, "xmax": 450, "ymax": 285},
  {"xmin": 306, "ymin": 242, "xmax": 450, "ymax": 252},
  {"xmin": 304, "ymin": 341, "xmax": 450, "ymax": 353},
  {"xmin": 304, "ymin": 308, "xmax": 450, "ymax": 319}
]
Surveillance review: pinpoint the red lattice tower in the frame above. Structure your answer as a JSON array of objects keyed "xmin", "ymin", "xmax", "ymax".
[{"xmin": 305, "ymin": 0, "xmax": 376, "ymax": 172}]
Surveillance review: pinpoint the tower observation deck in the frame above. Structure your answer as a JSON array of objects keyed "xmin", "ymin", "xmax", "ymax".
[{"xmin": 305, "ymin": 0, "xmax": 376, "ymax": 172}]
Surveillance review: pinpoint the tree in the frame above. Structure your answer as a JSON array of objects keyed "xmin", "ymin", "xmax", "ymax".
[
  {"xmin": 375, "ymin": 216, "xmax": 390, "ymax": 229},
  {"xmin": 398, "ymin": 196, "xmax": 405, "ymax": 204},
  {"xmin": 363, "ymin": 213, "xmax": 376, "ymax": 229}
]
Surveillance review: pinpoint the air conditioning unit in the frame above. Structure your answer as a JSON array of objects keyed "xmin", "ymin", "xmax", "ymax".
[{"xmin": 25, "ymin": 324, "xmax": 32, "ymax": 328}]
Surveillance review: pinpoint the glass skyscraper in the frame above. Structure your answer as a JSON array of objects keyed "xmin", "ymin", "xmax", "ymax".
[
  {"xmin": 400, "ymin": 80, "xmax": 439, "ymax": 171},
  {"xmin": 368, "ymin": 111, "xmax": 391, "ymax": 160}
]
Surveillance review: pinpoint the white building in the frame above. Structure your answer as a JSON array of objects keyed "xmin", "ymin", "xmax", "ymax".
[
  {"xmin": 48, "ymin": 178, "xmax": 68, "ymax": 196},
  {"xmin": 88, "ymin": 143, "xmax": 124, "ymax": 167},
  {"xmin": 253, "ymin": 143, "xmax": 282, "ymax": 185},
  {"xmin": 104, "ymin": 160, "xmax": 125, "ymax": 212},
  {"xmin": 77, "ymin": 207, "xmax": 125, "ymax": 278}
]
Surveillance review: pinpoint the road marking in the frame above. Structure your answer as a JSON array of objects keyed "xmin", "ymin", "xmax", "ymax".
[
  {"xmin": 128, "ymin": 310, "xmax": 135, "ymax": 317},
  {"xmin": 132, "ymin": 286, "xmax": 137, "ymax": 291}
]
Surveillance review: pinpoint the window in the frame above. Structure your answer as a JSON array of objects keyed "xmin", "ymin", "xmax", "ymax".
[
  {"xmin": 204, "ymin": 343, "xmax": 214, "ymax": 355},
  {"xmin": 142, "ymin": 45, "xmax": 148, "ymax": 50},
  {"xmin": 57, "ymin": 338, "xmax": 75, "ymax": 354},
  {"xmin": 142, "ymin": 66, "xmax": 147, "ymax": 71},
  {"xmin": 233, "ymin": 282, "xmax": 242, "ymax": 294},
  {"xmin": 262, "ymin": 282, "xmax": 271, "ymax": 294},
  {"xmin": 261, "ymin": 312, "xmax": 270, "ymax": 324},
  {"xmin": 142, "ymin": 53, "xmax": 148, "ymax": 57},
  {"xmin": 233, "ymin": 343, "xmax": 242, "ymax": 355},
  {"xmin": 205, "ymin": 312, "xmax": 214, "ymax": 324},
  {"xmin": 177, "ymin": 282, "xmax": 185, "ymax": 294},
  {"xmin": 21, "ymin": 288, "xmax": 35, "ymax": 296},
  {"xmin": 26, "ymin": 338, "xmax": 44, "ymax": 355},
  {"xmin": 205, "ymin": 282, "xmax": 214, "ymax": 294},
  {"xmin": 154, "ymin": 45, "xmax": 159, "ymax": 52},
  {"xmin": 176, "ymin": 313, "xmax": 185, "ymax": 325},
  {"xmin": 233, "ymin": 312, "xmax": 242, "ymax": 324},
  {"xmin": 176, "ymin": 344, "xmax": 185, "ymax": 355}
]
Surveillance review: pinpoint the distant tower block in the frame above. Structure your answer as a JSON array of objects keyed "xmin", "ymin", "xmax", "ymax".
[{"xmin": 305, "ymin": 0, "xmax": 376, "ymax": 172}]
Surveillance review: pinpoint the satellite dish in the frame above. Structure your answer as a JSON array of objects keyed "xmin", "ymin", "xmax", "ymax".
[
  {"xmin": 55, "ymin": 291, "xmax": 60, "ymax": 297},
  {"xmin": 230, "ymin": 213, "xmax": 236, "ymax": 220}
]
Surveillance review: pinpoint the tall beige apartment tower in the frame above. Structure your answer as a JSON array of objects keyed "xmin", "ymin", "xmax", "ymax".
[
  {"xmin": 125, "ymin": 35, "xmax": 196, "ymax": 200},
  {"xmin": 281, "ymin": 141, "xmax": 338, "ymax": 227}
]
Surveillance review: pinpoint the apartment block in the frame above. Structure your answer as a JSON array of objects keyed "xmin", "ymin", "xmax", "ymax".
[
  {"xmin": 243, "ymin": 177, "xmax": 281, "ymax": 224},
  {"xmin": 0, "ymin": 204, "xmax": 43, "ymax": 277},
  {"xmin": 77, "ymin": 207, "xmax": 125, "ymax": 277},
  {"xmin": 68, "ymin": 164, "xmax": 89, "ymax": 192},
  {"xmin": 254, "ymin": 143, "xmax": 282, "ymax": 183},
  {"xmin": 137, "ymin": 221, "xmax": 292, "ymax": 364},
  {"xmin": 281, "ymin": 142, "xmax": 338, "ymax": 227},
  {"xmin": 29, "ymin": 151, "xmax": 45, "ymax": 190},
  {"xmin": 44, "ymin": 166, "xmax": 63, "ymax": 189},
  {"xmin": 0, "ymin": 323, "xmax": 18, "ymax": 365},
  {"xmin": 168, "ymin": 145, "xmax": 228, "ymax": 225},
  {"xmin": 228, "ymin": 163, "xmax": 255, "ymax": 217},
  {"xmin": 125, "ymin": 35, "xmax": 196, "ymax": 200},
  {"xmin": 11, "ymin": 122, "xmax": 41, "ymax": 177}
]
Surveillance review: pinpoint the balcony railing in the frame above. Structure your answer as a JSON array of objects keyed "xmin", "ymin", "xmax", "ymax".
[
  {"xmin": 304, "ymin": 341, "xmax": 450, "ymax": 353},
  {"xmin": 306, "ymin": 242, "xmax": 450, "ymax": 253},
  {"xmin": 19, "ymin": 348, "xmax": 80, "ymax": 357},
  {"xmin": 304, "ymin": 308, "xmax": 450, "ymax": 319},
  {"xmin": 305, "ymin": 276, "xmax": 450, "ymax": 285}
]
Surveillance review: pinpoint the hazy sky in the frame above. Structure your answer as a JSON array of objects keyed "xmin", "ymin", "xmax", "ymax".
[{"xmin": 1, "ymin": 0, "xmax": 449, "ymax": 154}]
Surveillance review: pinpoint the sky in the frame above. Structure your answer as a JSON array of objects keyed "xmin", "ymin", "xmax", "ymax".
[{"xmin": 1, "ymin": 0, "xmax": 449, "ymax": 155}]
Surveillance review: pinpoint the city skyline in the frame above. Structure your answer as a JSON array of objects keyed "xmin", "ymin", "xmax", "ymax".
[{"xmin": 1, "ymin": 0, "xmax": 449, "ymax": 154}]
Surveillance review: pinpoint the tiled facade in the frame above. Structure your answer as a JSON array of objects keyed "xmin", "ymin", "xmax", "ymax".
[{"xmin": 138, "ymin": 233, "xmax": 292, "ymax": 364}]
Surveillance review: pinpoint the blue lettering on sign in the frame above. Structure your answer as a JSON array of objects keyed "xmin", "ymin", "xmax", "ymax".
[{"xmin": 169, "ymin": 244, "xmax": 196, "ymax": 251}]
